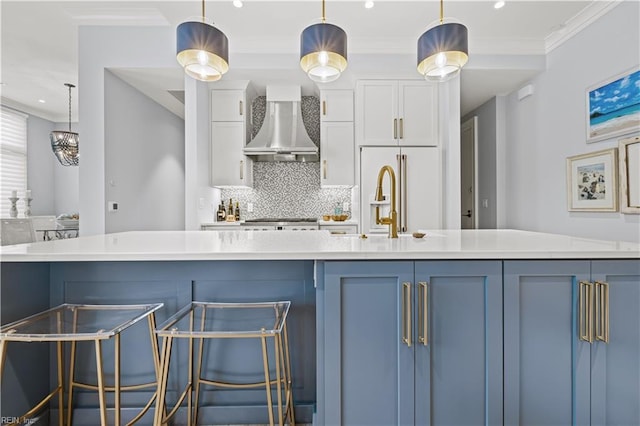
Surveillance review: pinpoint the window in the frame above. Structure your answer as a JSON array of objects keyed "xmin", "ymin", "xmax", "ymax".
[{"xmin": 1, "ymin": 107, "xmax": 28, "ymax": 218}]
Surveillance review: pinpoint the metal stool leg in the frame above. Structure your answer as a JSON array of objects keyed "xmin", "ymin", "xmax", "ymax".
[
  {"xmin": 260, "ymin": 330, "xmax": 275, "ymax": 426},
  {"xmin": 274, "ymin": 334, "xmax": 284, "ymax": 425},
  {"xmin": 283, "ymin": 323, "xmax": 295, "ymax": 425},
  {"xmin": 193, "ymin": 306, "xmax": 207, "ymax": 426},
  {"xmin": 115, "ymin": 333, "xmax": 121, "ymax": 426},
  {"xmin": 154, "ymin": 335, "xmax": 173, "ymax": 426},
  {"xmin": 56, "ymin": 341, "xmax": 64, "ymax": 426},
  {"xmin": 66, "ymin": 308, "xmax": 80, "ymax": 426},
  {"xmin": 94, "ymin": 339, "xmax": 108, "ymax": 426}
]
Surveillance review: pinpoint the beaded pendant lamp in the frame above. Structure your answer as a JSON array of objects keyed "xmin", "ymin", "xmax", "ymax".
[
  {"xmin": 176, "ymin": 0, "xmax": 229, "ymax": 82},
  {"xmin": 417, "ymin": 0, "xmax": 468, "ymax": 82},
  {"xmin": 300, "ymin": 0, "xmax": 348, "ymax": 83},
  {"xmin": 49, "ymin": 83, "xmax": 79, "ymax": 166}
]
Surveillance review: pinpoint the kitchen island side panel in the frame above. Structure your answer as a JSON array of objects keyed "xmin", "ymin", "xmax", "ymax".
[
  {"xmin": 0, "ymin": 262, "xmax": 50, "ymax": 422},
  {"xmin": 46, "ymin": 260, "xmax": 315, "ymax": 424}
]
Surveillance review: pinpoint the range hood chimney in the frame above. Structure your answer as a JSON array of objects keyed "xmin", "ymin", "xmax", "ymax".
[{"xmin": 243, "ymin": 86, "xmax": 318, "ymax": 162}]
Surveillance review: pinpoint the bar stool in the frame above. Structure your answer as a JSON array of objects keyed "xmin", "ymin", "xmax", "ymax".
[
  {"xmin": 154, "ymin": 301, "xmax": 295, "ymax": 426},
  {"xmin": 0, "ymin": 303, "xmax": 163, "ymax": 426}
]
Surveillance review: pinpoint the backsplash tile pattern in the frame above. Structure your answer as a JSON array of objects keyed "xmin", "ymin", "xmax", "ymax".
[{"xmin": 220, "ymin": 95, "xmax": 352, "ymax": 220}]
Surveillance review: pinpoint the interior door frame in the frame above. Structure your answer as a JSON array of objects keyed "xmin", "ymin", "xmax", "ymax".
[{"xmin": 461, "ymin": 116, "xmax": 479, "ymax": 229}]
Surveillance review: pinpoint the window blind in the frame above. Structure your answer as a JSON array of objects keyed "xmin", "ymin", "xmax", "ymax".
[{"xmin": 1, "ymin": 107, "xmax": 28, "ymax": 218}]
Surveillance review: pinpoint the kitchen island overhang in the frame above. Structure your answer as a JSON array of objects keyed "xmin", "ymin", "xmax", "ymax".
[
  {"xmin": 1, "ymin": 230, "xmax": 638, "ymax": 424},
  {"xmin": 1, "ymin": 229, "xmax": 639, "ymax": 262}
]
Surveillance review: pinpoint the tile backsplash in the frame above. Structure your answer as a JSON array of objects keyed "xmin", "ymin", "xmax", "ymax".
[{"xmin": 220, "ymin": 95, "xmax": 353, "ymax": 220}]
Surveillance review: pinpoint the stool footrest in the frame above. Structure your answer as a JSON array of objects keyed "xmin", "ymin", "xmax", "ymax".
[
  {"xmin": 199, "ymin": 377, "xmax": 281, "ymax": 389},
  {"xmin": 4, "ymin": 385, "xmax": 62, "ymax": 426},
  {"xmin": 72, "ymin": 380, "xmax": 157, "ymax": 392},
  {"xmin": 162, "ymin": 382, "xmax": 193, "ymax": 423}
]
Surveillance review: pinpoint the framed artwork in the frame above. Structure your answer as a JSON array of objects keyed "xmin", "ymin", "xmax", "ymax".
[
  {"xmin": 586, "ymin": 67, "xmax": 640, "ymax": 143},
  {"xmin": 619, "ymin": 135, "xmax": 640, "ymax": 214},
  {"xmin": 566, "ymin": 148, "xmax": 618, "ymax": 212}
]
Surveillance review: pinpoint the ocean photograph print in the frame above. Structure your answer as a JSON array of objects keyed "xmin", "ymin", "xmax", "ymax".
[{"xmin": 587, "ymin": 67, "xmax": 640, "ymax": 143}]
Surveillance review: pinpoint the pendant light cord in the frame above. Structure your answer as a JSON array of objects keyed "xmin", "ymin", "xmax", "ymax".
[
  {"xmin": 439, "ymin": 0, "xmax": 444, "ymax": 24},
  {"xmin": 64, "ymin": 83, "xmax": 75, "ymax": 132},
  {"xmin": 321, "ymin": 0, "xmax": 326, "ymax": 23},
  {"xmin": 202, "ymin": 0, "xmax": 206, "ymax": 23}
]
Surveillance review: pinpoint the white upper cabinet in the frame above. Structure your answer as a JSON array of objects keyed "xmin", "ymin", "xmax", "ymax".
[
  {"xmin": 210, "ymin": 88, "xmax": 252, "ymax": 187},
  {"xmin": 211, "ymin": 89, "xmax": 246, "ymax": 122},
  {"xmin": 320, "ymin": 90, "xmax": 354, "ymax": 122},
  {"xmin": 320, "ymin": 90, "xmax": 355, "ymax": 187},
  {"xmin": 356, "ymin": 80, "xmax": 438, "ymax": 147}
]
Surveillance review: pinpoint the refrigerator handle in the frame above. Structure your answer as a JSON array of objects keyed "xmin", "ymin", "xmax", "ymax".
[
  {"xmin": 402, "ymin": 154, "xmax": 408, "ymax": 232},
  {"xmin": 397, "ymin": 154, "xmax": 402, "ymax": 233}
]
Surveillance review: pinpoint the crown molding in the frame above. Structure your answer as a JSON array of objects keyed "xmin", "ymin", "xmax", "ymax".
[{"xmin": 545, "ymin": 0, "xmax": 622, "ymax": 53}]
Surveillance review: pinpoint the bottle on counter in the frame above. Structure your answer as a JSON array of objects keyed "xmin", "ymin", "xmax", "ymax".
[
  {"xmin": 227, "ymin": 199, "xmax": 234, "ymax": 218},
  {"xmin": 234, "ymin": 202, "xmax": 241, "ymax": 221},
  {"xmin": 218, "ymin": 201, "xmax": 226, "ymax": 221}
]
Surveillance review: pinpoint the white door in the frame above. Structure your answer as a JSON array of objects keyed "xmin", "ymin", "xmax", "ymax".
[
  {"xmin": 398, "ymin": 81, "xmax": 438, "ymax": 147},
  {"xmin": 401, "ymin": 147, "xmax": 441, "ymax": 232},
  {"xmin": 211, "ymin": 122, "xmax": 251, "ymax": 187},
  {"xmin": 460, "ymin": 117, "xmax": 477, "ymax": 229},
  {"xmin": 356, "ymin": 81, "xmax": 397, "ymax": 146},
  {"xmin": 211, "ymin": 89, "xmax": 244, "ymax": 122},
  {"xmin": 360, "ymin": 147, "xmax": 399, "ymax": 233},
  {"xmin": 321, "ymin": 122, "xmax": 354, "ymax": 187}
]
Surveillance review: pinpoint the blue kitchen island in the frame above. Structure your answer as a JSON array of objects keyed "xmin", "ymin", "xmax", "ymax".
[{"xmin": 1, "ymin": 230, "xmax": 639, "ymax": 425}]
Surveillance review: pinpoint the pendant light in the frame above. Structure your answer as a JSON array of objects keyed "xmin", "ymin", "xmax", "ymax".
[
  {"xmin": 300, "ymin": 0, "xmax": 348, "ymax": 83},
  {"xmin": 49, "ymin": 83, "xmax": 79, "ymax": 166},
  {"xmin": 176, "ymin": 0, "xmax": 229, "ymax": 82},
  {"xmin": 417, "ymin": 0, "xmax": 468, "ymax": 82}
]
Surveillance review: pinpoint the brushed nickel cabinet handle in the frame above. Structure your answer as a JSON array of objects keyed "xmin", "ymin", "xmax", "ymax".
[
  {"xmin": 322, "ymin": 100, "xmax": 327, "ymax": 116},
  {"xmin": 240, "ymin": 160, "xmax": 244, "ymax": 180},
  {"xmin": 595, "ymin": 281, "xmax": 609, "ymax": 343},
  {"xmin": 579, "ymin": 281, "xmax": 594, "ymax": 343},
  {"xmin": 399, "ymin": 118, "xmax": 404, "ymax": 139},
  {"xmin": 402, "ymin": 282, "xmax": 412, "ymax": 347},
  {"xmin": 323, "ymin": 160, "xmax": 327, "ymax": 179},
  {"xmin": 418, "ymin": 282, "xmax": 428, "ymax": 345},
  {"xmin": 394, "ymin": 119, "xmax": 398, "ymax": 140},
  {"xmin": 239, "ymin": 100, "xmax": 243, "ymax": 116}
]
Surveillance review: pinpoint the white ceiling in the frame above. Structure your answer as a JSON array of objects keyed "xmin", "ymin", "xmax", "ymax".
[{"xmin": 0, "ymin": 0, "xmax": 621, "ymax": 122}]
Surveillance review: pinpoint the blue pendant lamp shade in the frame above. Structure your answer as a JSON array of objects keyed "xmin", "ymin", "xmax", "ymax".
[
  {"xmin": 300, "ymin": 1, "xmax": 347, "ymax": 83},
  {"xmin": 417, "ymin": 0, "xmax": 468, "ymax": 82},
  {"xmin": 50, "ymin": 83, "xmax": 79, "ymax": 166},
  {"xmin": 177, "ymin": 20, "xmax": 229, "ymax": 82}
]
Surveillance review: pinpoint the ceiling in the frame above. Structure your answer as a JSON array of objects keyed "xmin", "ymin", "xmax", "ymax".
[{"xmin": 0, "ymin": 1, "xmax": 620, "ymax": 122}]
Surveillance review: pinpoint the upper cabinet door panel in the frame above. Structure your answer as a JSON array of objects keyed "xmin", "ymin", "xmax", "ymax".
[
  {"xmin": 211, "ymin": 89, "xmax": 245, "ymax": 122},
  {"xmin": 356, "ymin": 81, "xmax": 398, "ymax": 146},
  {"xmin": 321, "ymin": 122, "xmax": 354, "ymax": 187},
  {"xmin": 320, "ymin": 90, "xmax": 354, "ymax": 122},
  {"xmin": 398, "ymin": 82, "xmax": 438, "ymax": 146}
]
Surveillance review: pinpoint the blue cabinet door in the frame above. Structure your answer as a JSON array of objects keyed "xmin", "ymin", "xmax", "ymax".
[
  {"xmin": 590, "ymin": 260, "xmax": 640, "ymax": 426},
  {"xmin": 321, "ymin": 261, "xmax": 415, "ymax": 426},
  {"xmin": 504, "ymin": 261, "xmax": 591, "ymax": 426},
  {"xmin": 414, "ymin": 261, "xmax": 503, "ymax": 426}
]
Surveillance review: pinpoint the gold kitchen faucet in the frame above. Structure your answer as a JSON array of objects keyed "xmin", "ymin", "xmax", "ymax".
[{"xmin": 375, "ymin": 165, "xmax": 398, "ymax": 238}]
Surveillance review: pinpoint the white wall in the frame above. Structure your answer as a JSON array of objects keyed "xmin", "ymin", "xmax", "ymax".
[
  {"xmin": 79, "ymin": 26, "xmax": 178, "ymax": 235},
  {"xmin": 504, "ymin": 2, "xmax": 640, "ymax": 242},
  {"xmin": 25, "ymin": 114, "xmax": 79, "ymax": 216},
  {"xmin": 104, "ymin": 71, "xmax": 184, "ymax": 232}
]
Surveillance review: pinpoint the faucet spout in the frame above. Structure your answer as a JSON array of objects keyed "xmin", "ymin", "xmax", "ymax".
[{"xmin": 375, "ymin": 165, "xmax": 398, "ymax": 238}]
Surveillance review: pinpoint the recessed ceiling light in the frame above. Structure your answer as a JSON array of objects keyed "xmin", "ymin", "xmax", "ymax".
[
  {"xmin": 233, "ymin": 0, "xmax": 243, "ymax": 8},
  {"xmin": 365, "ymin": 1, "xmax": 374, "ymax": 9},
  {"xmin": 494, "ymin": 1, "xmax": 505, "ymax": 9},
  {"xmin": 38, "ymin": 99, "xmax": 46, "ymax": 103}
]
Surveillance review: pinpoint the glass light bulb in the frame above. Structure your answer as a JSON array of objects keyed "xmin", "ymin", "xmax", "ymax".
[
  {"xmin": 494, "ymin": 1, "xmax": 505, "ymax": 9},
  {"xmin": 318, "ymin": 51, "xmax": 329, "ymax": 66},
  {"xmin": 197, "ymin": 50, "xmax": 208, "ymax": 65},
  {"xmin": 364, "ymin": 1, "xmax": 374, "ymax": 9},
  {"xmin": 435, "ymin": 52, "xmax": 447, "ymax": 69},
  {"xmin": 233, "ymin": 0, "xmax": 243, "ymax": 8}
]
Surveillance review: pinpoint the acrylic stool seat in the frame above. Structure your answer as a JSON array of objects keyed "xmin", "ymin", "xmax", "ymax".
[
  {"xmin": 0, "ymin": 303, "xmax": 163, "ymax": 426},
  {"xmin": 154, "ymin": 301, "xmax": 295, "ymax": 426}
]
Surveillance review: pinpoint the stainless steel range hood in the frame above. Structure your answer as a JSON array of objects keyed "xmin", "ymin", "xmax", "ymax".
[{"xmin": 243, "ymin": 86, "xmax": 318, "ymax": 162}]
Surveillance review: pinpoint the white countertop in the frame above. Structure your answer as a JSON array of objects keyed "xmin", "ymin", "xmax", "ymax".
[{"xmin": 1, "ymin": 230, "xmax": 638, "ymax": 262}]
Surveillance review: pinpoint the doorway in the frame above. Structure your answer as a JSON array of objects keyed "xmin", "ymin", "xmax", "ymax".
[{"xmin": 461, "ymin": 117, "xmax": 478, "ymax": 229}]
